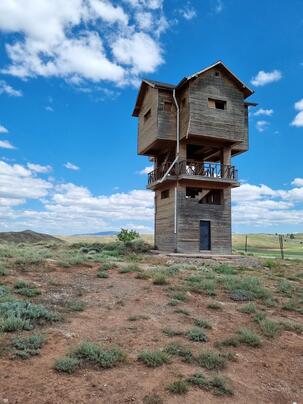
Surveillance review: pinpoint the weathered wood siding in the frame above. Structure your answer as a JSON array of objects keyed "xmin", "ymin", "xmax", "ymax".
[
  {"xmin": 137, "ymin": 86, "xmax": 158, "ymax": 154},
  {"xmin": 155, "ymin": 187, "xmax": 176, "ymax": 251},
  {"xmin": 177, "ymin": 186, "xmax": 232, "ymax": 254},
  {"xmin": 178, "ymin": 85, "xmax": 190, "ymax": 140},
  {"xmin": 157, "ymin": 89, "xmax": 176, "ymax": 141},
  {"xmin": 186, "ymin": 67, "xmax": 247, "ymax": 145}
]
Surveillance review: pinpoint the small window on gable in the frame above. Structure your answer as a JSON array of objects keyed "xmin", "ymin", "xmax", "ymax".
[
  {"xmin": 161, "ymin": 189, "xmax": 169, "ymax": 199},
  {"xmin": 164, "ymin": 101, "xmax": 172, "ymax": 112},
  {"xmin": 144, "ymin": 108, "xmax": 151, "ymax": 121},
  {"xmin": 214, "ymin": 71, "xmax": 220, "ymax": 77},
  {"xmin": 208, "ymin": 98, "xmax": 226, "ymax": 110}
]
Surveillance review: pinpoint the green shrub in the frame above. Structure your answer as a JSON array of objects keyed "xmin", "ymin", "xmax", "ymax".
[
  {"xmin": 164, "ymin": 342, "xmax": 193, "ymax": 363},
  {"xmin": 238, "ymin": 328, "xmax": 262, "ymax": 347},
  {"xmin": 54, "ymin": 356, "xmax": 80, "ymax": 374},
  {"xmin": 196, "ymin": 351, "xmax": 227, "ymax": 370},
  {"xmin": 97, "ymin": 271, "xmax": 109, "ymax": 278},
  {"xmin": 277, "ymin": 279, "xmax": 293, "ymax": 296},
  {"xmin": 282, "ymin": 299, "xmax": 303, "ymax": 314},
  {"xmin": 125, "ymin": 239, "xmax": 151, "ymax": 253},
  {"xmin": 13, "ymin": 280, "xmax": 40, "ymax": 297},
  {"xmin": 186, "ymin": 328, "xmax": 208, "ymax": 342},
  {"xmin": 135, "ymin": 272, "xmax": 150, "ymax": 280},
  {"xmin": 280, "ymin": 320, "xmax": 303, "ymax": 334},
  {"xmin": 119, "ymin": 264, "xmax": 141, "ymax": 274},
  {"xmin": 258, "ymin": 318, "xmax": 281, "ymax": 338},
  {"xmin": 214, "ymin": 265, "xmax": 237, "ymax": 275},
  {"xmin": 264, "ymin": 259, "xmax": 278, "ymax": 269},
  {"xmin": 167, "ymin": 380, "xmax": 188, "ymax": 395},
  {"xmin": 174, "ymin": 308, "xmax": 190, "ymax": 316},
  {"xmin": 117, "ymin": 228, "xmax": 139, "ymax": 242},
  {"xmin": 0, "ymin": 300, "xmax": 57, "ymax": 332},
  {"xmin": 187, "ymin": 372, "xmax": 210, "ymax": 390},
  {"xmin": 221, "ymin": 275, "xmax": 271, "ymax": 301},
  {"xmin": 65, "ymin": 300, "xmax": 86, "ymax": 312},
  {"xmin": 207, "ymin": 302, "xmax": 222, "ymax": 310},
  {"xmin": 171, "ymin": 292, "xmax": 188, "ymax": 302},
  {"xmin": 153, "ymin": 273, "xmax": 169, "ymax": 285},
  {"xmin": 138, "ymin": 350, "xmax": 170, "ymax": 368},
  {"xmin": 216, "ymin": 336, "xmax": 240, "ymax": 348},
  {"xmin": 210, "ymin": 376, "xmax": 233, "ymax": 396},
  {"xmin": 12, "ymin": 334, "xmax": 45, "ymax": 358},
  {"xmin": 186, "ymin": 275, "xmax": 216, "ymax": 296},
  {"xmin": 99, "ymin": 262, "xmax": 117, "ymax": 271},
  {"xmin": 193, "ymin": 318, "xmax": 212, "ymax": 329},
  {"xmin": 0, "ymin": 266, "xmax": 8, "ymax": 276},
  {"xmin": 238, "ymin": 303, "xmax": 257, "ymax": 314},
  {"xmin": 71, "ymin": 341, "xmax": 126, "ymax": 368}
]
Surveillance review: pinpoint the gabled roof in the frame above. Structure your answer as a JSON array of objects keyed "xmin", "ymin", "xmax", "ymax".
[
  {"xmin": 132, "ymin": 79, "xmax": 175, "ymax": 116},
  {"xmin": 176, "ymin": 61, "xmax": 254, "ymax": 98},
  {"xmin": 132, "ymin": 61, "xmax": 254, "ymax": 117}
]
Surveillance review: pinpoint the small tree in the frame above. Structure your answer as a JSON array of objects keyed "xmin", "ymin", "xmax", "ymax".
[
  {"xmin": 289, "ymin": 234, "xmax": 295, "ymax": 240},
  {"xmin": 117, "ymin": 228, "xmax": 140, "ymax": 243}
]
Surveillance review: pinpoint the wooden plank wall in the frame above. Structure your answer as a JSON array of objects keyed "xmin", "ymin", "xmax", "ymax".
[
  {"xmin": 137, "ymin": 86, "xmax": 159, "ymax": 154},
  {"xmin": 177, "ymin": 186, "xmax": 232, "ymax": 254},
  {"xmin": 155, "ymin": 187, "xmax": 176, "ymax": 251},
  {"xmin": 186, "ymin": 67, "xmax": 247, "ymax": 145},
  {"xmin": 157, "ymin": 89, "xmax": 176, "ymax": 141}
]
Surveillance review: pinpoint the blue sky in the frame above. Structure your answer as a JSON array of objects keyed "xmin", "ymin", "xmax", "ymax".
[{"xmin": 0, "ymin": 0, "xmax": 302, "ymax": 234}]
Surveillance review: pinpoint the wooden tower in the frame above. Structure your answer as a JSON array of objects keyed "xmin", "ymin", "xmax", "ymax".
[{"xmin": 132, "ymin": 61, "xmax": 256, "ymax": 254}]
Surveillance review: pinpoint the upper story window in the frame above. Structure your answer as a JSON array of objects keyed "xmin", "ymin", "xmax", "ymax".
[
  {"xmin": 144, "ymin": 108, "xmax": 151, "ymax": 122},
  {"xmin": 208, "ymin": 98, "xmax": 227, "ymax": 110},
  {"xmin": 164, "ymin": 101, "xmax": 172, "ymax": 112},
  {"xmin": 161, "ymin": 189, "xmax": 169, "ymax": 199},
  {"xmin": 214, "ymin": 71, "xmax": 220, "ymax": 77}
]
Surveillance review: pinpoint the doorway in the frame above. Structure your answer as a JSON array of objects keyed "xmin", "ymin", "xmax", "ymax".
[{"xmin": 200, "ymin": 220, "xmax": 211, "ymax": 251}]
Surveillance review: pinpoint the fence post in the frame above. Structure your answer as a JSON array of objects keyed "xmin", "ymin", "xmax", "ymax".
[
  {"xmin": 245, "ymin": 235, "xmax": 248, "ymax": 253},
  {"xmin": 279, "ymin": 235, "xmax": 284, "ymax": 259}
]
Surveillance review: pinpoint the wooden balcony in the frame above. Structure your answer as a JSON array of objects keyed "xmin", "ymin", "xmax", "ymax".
[{"xmin": 148, "ymin": 160, "xmax": 239, "ymax": 188}]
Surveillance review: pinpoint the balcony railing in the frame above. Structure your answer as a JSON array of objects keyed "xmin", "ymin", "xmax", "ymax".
[{"xmin": 148, "ymin": 160, "xmax": 238, "ymax": 185}]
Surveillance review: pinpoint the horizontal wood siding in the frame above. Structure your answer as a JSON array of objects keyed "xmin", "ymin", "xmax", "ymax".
[
  {"xmin": 157, "ymin": 89, "xmax": 176, "ymax": 141},
  {"xmin": 177, "ymin": 186, "xmax": 232, "ymax": 254},
  {"xmin": 155, "ymin": 187, "xmax": 176, "ymax": 251},
  {"xmin": 186, "ymin": 67, "xmax": 247, "ymax": 145},
  {"xmin": 138, "ymin": 86, "xmax": 158, "ymax": 154},
  {"xmin": 178, "ymin": 85, "xmax": 190, "ymax": 140}
]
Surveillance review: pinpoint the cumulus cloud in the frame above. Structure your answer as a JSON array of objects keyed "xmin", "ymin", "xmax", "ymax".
[
  {"xmin": 251, "ymin": 69, "xmax": 282, "ymax": 87},
  {"xmin": 291, "ymin": 98, "xmax": 303, "ymax": 127},
  {"xmin": 64, "ymin": 162, "xmax": 80, "ymax": 170},
  {"xmin": 27, "ymin": 163, "xmax": 52, "ymax": 173},
  {"xmin": 0, "ymin": 0, "xmax": 167, "ymax": 86},
  {"xmin": 0, "ymin": 125, "xmax": 8, "ymax": 133},
  {"xmin": 0, "ymin": 80, "xmax": 22, "ymax": 97},
  {"xmin": 254, "ymin": 108, "xmax": 274, "ymax": 117},
  {"xmin": 0, "ymin": 140, "xmax": 15, "ymax": 149},
  {"xmin": 292, "ymin": 178, "xmax": 303, "ymax": 187},
  {"xmin": 256, "ymin": 120, "xmax": 269, "ymax": 132},
  {"xmin": 179, "ymin": 5, "xmax": 197, "ymax": 20}
]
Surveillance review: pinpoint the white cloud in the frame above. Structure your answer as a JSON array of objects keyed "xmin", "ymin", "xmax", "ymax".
[
  {"xmin": 139, "ymin": 165, "xmax": 153, "ymax": 174},
  {"xmin": 179, "ymin": 6, "xmax": 197, "ymax": 20},
  {"xmin": 0, "ymin": 125, "xmax": 8, "ymax": 134},
  {"xmin": 27, "ymin": 163, "xmax": 52, "ymax": 173},
  {"xmin": 0, "ymin": 0, "xmax": 167, "ymax": 86},
  {"xmin": 0, "ymin": 80, "xmax": 22, "ymax": 97},
  {"xmin": 254, "ymin": 108, "xmax": 274, "ymax": 117},
  {"xmin": 291, "ymin": 98, "xmax": 303, "ymax": 127},
  {"xmin": 64, "ymin": 162, "xmax": 80, "ymax": 170},
  {"xmin": 251, "ymin": 69, "xmax": 282, "ymax": 87},
  {"xmin": 0, "ymin": 160, "xmax": 52, "ymax": 206},
  {"xmin": 112, "ymin": 32, "xmax": 163, "ymax": 74},
  {"xmin": 0, "ymin": 140, "xmax": 15, "ymax": 149},
  {"xmin": 256, "ymin": 120, "xmax": 269, "ymax": 132},
  {"xmin": 292, "ymin": 178, "xmax": 303, "ymax": 187},
  {"xmin": 45, "ymin": 106, "xmax": 54, "ymax": 112}
]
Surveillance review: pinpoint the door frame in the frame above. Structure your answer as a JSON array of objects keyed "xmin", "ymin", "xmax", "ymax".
[{"xmin": 199, "ymin": 220, "xmax": 211, "ymax": 251}]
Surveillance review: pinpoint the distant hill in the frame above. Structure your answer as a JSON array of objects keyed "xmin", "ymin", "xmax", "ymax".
[
  {"xmin": 72, "ymin": 231, "xmax": 118, "ymax": 237},
  {"xmin": 0, "ymin": 230, "xmax": 62, "ymax": 244}
]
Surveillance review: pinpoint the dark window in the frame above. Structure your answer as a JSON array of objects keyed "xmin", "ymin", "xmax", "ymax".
[
  {"xmin": 208, "ymin": 98, "xmax": 227, "ymax": 110},
  {"xmin": 144, "ymin": 108, "xmax": 151, "ymax": 121},
  {"xmin": 164, "ymin": 101, "xmax": 172, "ymax": 112},
  {"xmin": 199, "ymin": 190, "xmax": 222, "ymax": 205},
  {"xmin": 186, "ymin": 187, "xmax": 201, "ymax": 198},
  {"xmin": 214, "ymin": 71, "xmax": 220, "ymax": 77},
  {"xmin": 161, "ymin": 189, "xmax": 169, "ymax": 199}
]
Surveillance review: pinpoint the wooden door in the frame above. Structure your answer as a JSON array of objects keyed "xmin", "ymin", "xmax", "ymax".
[{"xmin": 200, "ymin": 220, "xmax": 211, "ymax": 251}]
